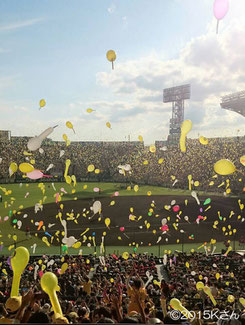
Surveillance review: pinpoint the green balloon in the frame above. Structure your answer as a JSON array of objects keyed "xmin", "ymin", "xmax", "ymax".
[
  {"xmin": 13, "ymin": 219, "xmax": 17, "ymax": 224},
  {"xmin": 62, "ymin": 245, "xmax": 68, "ymax": 252},
  {"xmin": 133, "ymin": 247, "xmax": 137, "ymax": 252},
  {"xmin": 9, "ymin": 210, "xmax": 13, "ymax": 217}
]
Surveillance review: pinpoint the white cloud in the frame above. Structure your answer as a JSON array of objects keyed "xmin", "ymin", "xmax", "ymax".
[
  {"xmin": 0, "ymin": 18, "xmax": 43, "ymax": 32},
  {"xmin": 96, "ymin": 16, "xmax": 245, "ymax": 142}
]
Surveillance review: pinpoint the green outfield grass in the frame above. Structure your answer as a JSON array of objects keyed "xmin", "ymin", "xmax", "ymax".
[{"xmin": 0, "ymin": 182, "xmax": 238, "ymax": 255}]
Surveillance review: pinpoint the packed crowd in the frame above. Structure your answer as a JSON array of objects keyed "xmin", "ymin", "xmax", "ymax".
[
  {"xmin": 1, "ymin": 135, "xmax": 245, "ymax": 192},
  {"xmin": 0, "ymin": 252, "xmax": 244, "ymax": 324}
]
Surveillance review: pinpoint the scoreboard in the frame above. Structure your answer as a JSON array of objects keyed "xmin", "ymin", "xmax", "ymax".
[{"xmin": 0, "ymin": 130, "xmax": 10, "ymax": 141}]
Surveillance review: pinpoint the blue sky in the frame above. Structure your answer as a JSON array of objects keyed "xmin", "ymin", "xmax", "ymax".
[{"xmin": 1, "ymin": 0, "xmax": 245, "ymax": 143}]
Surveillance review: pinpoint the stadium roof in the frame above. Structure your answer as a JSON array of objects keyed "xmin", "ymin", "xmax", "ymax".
[{"xmin": 220, "ymin": 90, "xmax": 245, "ymax": 117}]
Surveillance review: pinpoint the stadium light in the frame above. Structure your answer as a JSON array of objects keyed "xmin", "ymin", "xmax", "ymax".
[
  {"xmin": 220, "ymin": 90, "xmax": 245, "ymax": 117},
  {"xmin": 163, "ymin": 84, "xmax": 191, "ymax": 145}
]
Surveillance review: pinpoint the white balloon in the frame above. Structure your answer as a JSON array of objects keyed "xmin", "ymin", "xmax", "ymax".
[
  {"xmin": 46, "ymin": 164, "xmax": 54, "ymax": 171},
  {"xmin": 47, "ymin": 260, "xmax": 54, "ymax": 267},
  {"xmin": 27, "ymin": 136, "xmax": 42, "ymax": 151},
  {"xmin": 171, "ymin": 200, "xmax": 176, "ymax": 205},
  {"xmin": 17, "ymin": 220, "xmax": 22, "ymax": 229},
  {"xmin": 62, "ymin": 236, "xmax": 77, "ymax": 248},
  {"xmin": 161, "ymin": 218, "xmax": 167, "ymax": 225},
  {"xmin": 191, "ymin": 191, "xmax": 200, "ymax": 205},
  {"xmin": 91, "ymin": 201, "xmax": 102, "ymax": 215},
  {"xmin": 156, "ymin": 236, "xmax": 162, "ymax": 243},
  {"xmin": 39, "ymin": 148, "xmax": 44, "ymax": 154},
  {"xmin": 27, "ymin": 126, "xmax": 57, "ymax": 151},
  {"xmin": 124, "ymin": 164, "xmax": 131, "ymax": 171},
  {"xmin": 59, "ymin": 150, "xmax": 65, "ymax": 158}
]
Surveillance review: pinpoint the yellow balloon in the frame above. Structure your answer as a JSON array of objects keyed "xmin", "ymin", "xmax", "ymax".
[
  {"xmin": 60, "ymin": 263, "xmax": 68, "ymax": 275},
  {"xmin": 19, "ymin": 163, "xmax": 34, "ymax": 173},
  {"xmin": 240, "ymin": 155, "xmax": 245, "ymax": 166},
  {"xmin": 227, "ymin": 295, "xmax": 235, "ymax": 303},
  {"xmin": 72, "ymin": 241, "xmax": 81, "ymax": 249},
  {"xmin": 196, "ymin": 281, "xmax": 204, "ymax": 291},
  {"xmin": 65, "ymin": 176, "xmax": 71, "ymax": 184},
  {"xmin": 11, "ymin": 247, "xmax": 30, "ymax": 297},
  {"xmin": 239, "ymin": 297, "xmax": 245, "ymax": 307},
  {"xmin": 180, "ymin": 120, "xmax": 192, "ymax": 152},
  {"xmin": 62, "ymin": 134, "xmax": 68, "ymax": 141},
  {"xmin": 106, "ymin": 50, "xmax": 116, "ymax": 62},
  {"xmin": 66, "ymin": 121, "xmax": 73, "ymax": 129},
  {"xmin": 185, "ymin": 262, "xmax": 189, "ymax": 268},
  {"xmin": 106, "ymin": 122, "xmax": 111, "ymax": 129},
  {"xmin": 199, "ymin": 136, "xmax": 208, "ymax": 145},
  {"xmin": 138, "ymin": 135, "xmax": 143, "ymax": 142},
  {"xmin": 41, "ymin": 272, "xmax": 63, "ymax": 315},
  {"xmin": 170, "ymin": 298, "xmax": 191, "ymax": 319},
  {"xmin": 214, "ymin": 159, "xmax": 236, "ymax": 176},
  {"xmin": 216, "ymin": 273, "xmax": 220, "ymax": 280},
  {"xmin": 134, "ymin": 185, "xmax": 139, "ymax": 192},
  {"xmin": 10, "ymin": 162, "xmax": 18, "ymax": 173},
  {"xmin": 66, "ymin": 121, "xmax": 75, "ymax": 133},
  {"xmin": 87, "ymin": 164, "xmax": 95, "ymax": 172},
  {"xmin": 203, "ymin": 286, "xmax": 217, "ymax": 305},
  {"xmin": 158, "ymin": 158, "xmax": 164, "ymax": 164},
  {"xmin": 149, "ymin": 145, "xmax": 156, "ymax": 153},
  {"xmin": 86, "ymin": 108, "xmax": 94, "ymax": 113},
  {"xmin": 122, "ymin": 252, "xmax": 129, "ymax": 260},
  {"xmin": 105, "ymin": 218, "xmax": 111, "ymax": 227},
  {"xmin": 39, "ymin": 99, "xmax": 46, "ymax": 108}
]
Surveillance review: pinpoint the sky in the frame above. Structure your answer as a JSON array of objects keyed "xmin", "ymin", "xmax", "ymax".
[{"xmin": 1, "ymin": 0, "xmax": 245, "ymax": 144}]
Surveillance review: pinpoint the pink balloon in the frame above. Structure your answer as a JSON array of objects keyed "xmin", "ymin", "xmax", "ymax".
[
  {"xmin": 56, "ymin": 193, "xmax": 60, "ymax": 204},
  {"xmin": 173, "ymin": 205, "xmax": 180, "ymax": 212},
  {"xmin": 39, "ymin": 271, "xmax": 43, "ymax": 278},
  {"xmin": 114, "ymin": 191, "xmax": 119, "ymax": 196},
  {"xmin": 26, "ymin": 170, "xmax": 53, "ymax": 180},
  {"xmin": 120, "ymin": 227, "xmax": 125, "ymax": 232},
  {"xmin": 26, "ymin": 170, "xmax": 44, "ymax": 180},
  {"xmin": 4, "ymin": 216, "xmax": 9, "ymax": 221},
  {"xmin": 161, "ymin": 225, "xmax": 169, "ymax": 231},
  {"xmin": 93, "ymin": 187, "xmax": 100, "ymax": 192},
  {"xmin": 213, "ymin": 0, "xmax": 229, "ymax": 20}
]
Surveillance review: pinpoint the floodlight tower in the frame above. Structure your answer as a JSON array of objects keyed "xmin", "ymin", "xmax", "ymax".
[
  {"xmin": 163, "ymin": 84, "xmax": 191, "ymax": 144},
  {"xmin": 220, "ymin": 90, "xmax": 245, "ymax": 117}
]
